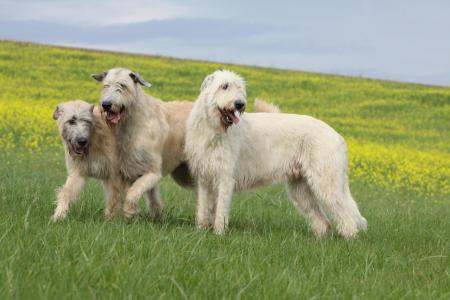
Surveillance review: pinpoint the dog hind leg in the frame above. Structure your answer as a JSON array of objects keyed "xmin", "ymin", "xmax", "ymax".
[
  {"xmin": 343, "ymin": 177, "xmax": 367, "ymax": 231},
  {"xmin": 287, "ymin": 180, "xmax": 332, "ymax": 238},
  {"xmin": 103, "ymin": 178, "xmax": 122, "ymax": 218},
  {"xmin": 146, "ymin": 185, "xmax": 163, "ymax": 220},
  {"xmin": 305, "ymin": 158, "xmax": 365, "ymax": 239}
]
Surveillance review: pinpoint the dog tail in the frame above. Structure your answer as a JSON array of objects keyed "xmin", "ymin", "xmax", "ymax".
[{"xmin": 254, "ymin": 98, "xmax": 280, "ymax": 113}]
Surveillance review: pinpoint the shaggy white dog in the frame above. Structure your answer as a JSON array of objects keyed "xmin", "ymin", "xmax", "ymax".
[{"xmin": 185, "ymin": 70, "xmax": 367, "ymax": 238}]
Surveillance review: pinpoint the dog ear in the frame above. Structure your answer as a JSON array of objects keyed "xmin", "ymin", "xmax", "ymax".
[
  {"xmin": 129, "ymin": 72, "xmax": 151, "ymax": 87},
  {"xmin": 53, "ymin": 105, "xmax": 62, "ymax": 120},
  {"xmin": 91, "ymin": 71, "xmax": 107, "ymax": 82},
  {"xmin": 200, "ymin": 74, "xmax": 214, "ymax": 91}
]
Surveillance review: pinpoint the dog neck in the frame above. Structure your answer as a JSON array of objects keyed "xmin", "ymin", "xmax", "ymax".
[
  {"xmin": 115, "ymin": 89, "xmax": 165, "ymax": 152},
  {"xmin": 120, "ymin": 89, "xmax": 151, "ymax": 129},
  {"xmin": 190, "ymin": 95, "xmax": 226, "ymax": 135}
]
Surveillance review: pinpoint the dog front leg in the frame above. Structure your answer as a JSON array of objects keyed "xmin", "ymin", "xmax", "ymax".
[
  {"xmin": 196, "ymin": 181, "xmax": 213, "ymax": 229},
  {"xmin": 103, "ymin": 178, "xmax": 122, "ymax": 218},
  {"xmin": 213, "ymin": 178, "xmax": 235, "ymax": 234},
  {"xmin": 123, "ymin": 172, "xmax": 161, "ymax": 218},
  {"xmin": 52, "ymin": 173, "xmax": 85, "ymax": 221},
  {"xmin": 208, "ymin": 196, "xmax": 217, "ymax": 226}
]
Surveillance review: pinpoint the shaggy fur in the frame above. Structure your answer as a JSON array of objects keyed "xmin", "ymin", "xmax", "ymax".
[
  {"xmin": 185, "ymin": 70, "xmax": 367, "ymax": 238},
  {"xmin": 52, "ymin": 100, "xmax": 122, "ymax": 221},
  {"xmin": 92, "ymin": 68, "xmax": 278, "ymax": 218},
  {"xmin": 92, "ymin": 68, "xmax": 194, "ymax": 218}
]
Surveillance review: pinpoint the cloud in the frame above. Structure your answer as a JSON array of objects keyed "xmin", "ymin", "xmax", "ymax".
[
  {"xmin": 0, "ymin": 18, "xmax": 283, "ymax": 44},
  {"xmin": 0, "ymin": 0, "xmax": 189, "ymax": 25},
  {"xmin": 1, "ymin": 0, "xmax": 449, "ymax": 85}
]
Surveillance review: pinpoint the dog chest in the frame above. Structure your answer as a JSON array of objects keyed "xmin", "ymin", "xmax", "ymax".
[
  {"xmin": 83, "ymin": 155, "xmax": 111, "ymax": 179},
  {"xmin": 120, "ymin": 149, "xmax": 156, "ymax": 182}
]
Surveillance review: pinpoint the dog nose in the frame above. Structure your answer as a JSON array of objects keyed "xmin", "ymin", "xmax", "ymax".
[
  {"xmin": 102, "ymin": 100, "xmax": 112, "ymax": 111},
  {"xmin": 234, "ymin": 100, "xmax": 245, "ymax": 110},
  {"xmin": 77, "ymin": 138, "xmax": 88, "ymax": 147}
]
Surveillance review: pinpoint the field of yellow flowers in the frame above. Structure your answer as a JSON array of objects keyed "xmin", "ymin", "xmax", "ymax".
[{"xmin": 0, "ymin": 41, "xmax": 448, "ymax": 197}]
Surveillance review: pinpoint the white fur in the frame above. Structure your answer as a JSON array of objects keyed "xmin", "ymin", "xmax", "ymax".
[{"xmin": 185, "ymin": 70, "xmax": 367, "ymax": 238}]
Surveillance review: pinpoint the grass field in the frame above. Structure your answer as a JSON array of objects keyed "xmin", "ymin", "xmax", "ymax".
[{"xmin": 0, "ymin": 41, "xmax": 449, "ymax": 299}]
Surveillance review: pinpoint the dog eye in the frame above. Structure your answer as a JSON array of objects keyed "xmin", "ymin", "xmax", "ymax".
[
  {"xmin": 119, "ymin": 83, "xmax": 127, "ymax": 89},
  {"xmin": 222, "ymin": 83, "xmax": 229, "ymax": 90},
  {"xmin": 80, "ymin": 119, "xmax": 92, "ymax": 125}
]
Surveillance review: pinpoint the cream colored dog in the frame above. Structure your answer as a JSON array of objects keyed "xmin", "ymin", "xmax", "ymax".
[
  {"xmin": 185, "ymin": 70, "xmax": 367, "ymax": 238},
  {"xmin": 52, "ymin": 100, "xmax": 122, "ymax": 221},
  {"xmin": 92, "ymin": 68, "xmax": 194, "ymax": 219}
]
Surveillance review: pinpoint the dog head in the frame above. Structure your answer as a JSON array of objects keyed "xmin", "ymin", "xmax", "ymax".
[
  {"xmin": 199, "ymin": 70, "xmax": 246, "ymax": 130},
  {"xmin": 53, "ymin": 100, "xmax": 95, "ymax": 157},
  {"xmin": 91, "ymin": 68, "xmax": 151, "ymax": 125}
]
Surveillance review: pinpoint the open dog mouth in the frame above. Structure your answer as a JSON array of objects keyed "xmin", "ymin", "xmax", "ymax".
[
  {"xmin": 105, "ymin": 110, "xmax": 121, "ymax": 124},
  {"xmin": 101, "ymin": 105, "xmax": 123, "ymax": 125},
  {"xmin": 69, "ymin": 144, "xmax": 88, "ymax": 157},
  {"xmin": 219, "ymin": 108, "xmax": 243, "ymax": 127}
]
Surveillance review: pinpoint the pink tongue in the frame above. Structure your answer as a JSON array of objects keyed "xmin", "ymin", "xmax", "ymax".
[
  {"xmin": 230, "ymin": 113, "xmax": 240, "ymax": 124},
  {"xmin": 110, "ymin": 114, "xmax": 121, "ymax": 124}
]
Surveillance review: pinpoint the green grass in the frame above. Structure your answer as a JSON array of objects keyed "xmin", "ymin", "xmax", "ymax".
[{"xmin": 0, "ymin": 41, "xmax": 449, "ymax": 299}]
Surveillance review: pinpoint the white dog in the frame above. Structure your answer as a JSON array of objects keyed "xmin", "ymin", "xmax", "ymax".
[{"xmin": 185, "ymin": 70, "xmax": 367, "ymax": 238}]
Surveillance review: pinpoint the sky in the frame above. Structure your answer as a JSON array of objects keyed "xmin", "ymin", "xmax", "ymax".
[{"xmin": 1, "ymin": 0, "xmax": 449, "ymax": 86}]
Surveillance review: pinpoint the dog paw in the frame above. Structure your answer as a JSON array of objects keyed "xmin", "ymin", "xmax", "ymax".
[
  {"xmin": 104, "ymin": 208, "xmax": 119, "ymax": 219},
  {"xmin": 105, "ymin": 202, "xmax": 122, "ymax": 219},
  {"xmin": 312, "ymin": 220, "xmax": 332, "ymax": 239},
  {"xmin": 213, "ymin": 226, "xmax": 226, "ymax": 235},
  {"xmin": 358, "ymin": 217, "xmax": 368, "ymax": 231},
  {"xmin": 149, "ymin": 206, "xmax": 163, "ymax": 221},
  {"xmin": 123, "ymin": 202, "xmax": 138, "ymax": 219},
  {"xmin": 213, "ymin": 221, "xmax": 227, "ymax": 235},
  {"xmin": 338, "ymin": 223, "xmax": 359, "ymax": 240},
  {"xmin": 196, "ymin": 218, "xmax": 210, "ymax": 230},
  {"xmin": 51, "ymin": 211, "xmax": 67, "ymax": 222}
]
